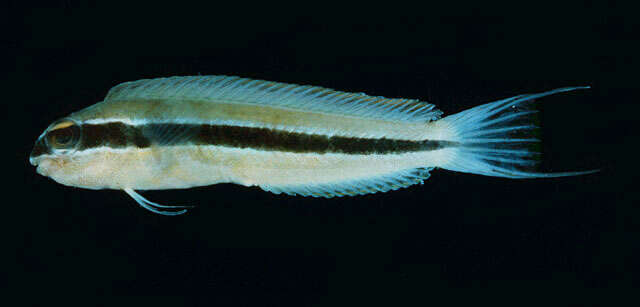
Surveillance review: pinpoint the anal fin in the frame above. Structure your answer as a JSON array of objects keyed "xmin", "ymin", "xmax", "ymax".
[{"xmin": 259, "ymin": 167, "xmax": 433, "ymax": 198}]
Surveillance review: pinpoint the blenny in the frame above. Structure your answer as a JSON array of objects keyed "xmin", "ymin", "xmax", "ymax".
[{"xmin": 29, "ymin": 76, "xmax": 594, "ymax": 215}]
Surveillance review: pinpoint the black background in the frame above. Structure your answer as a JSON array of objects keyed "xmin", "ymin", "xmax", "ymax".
[{"xmin": 7, "ymin": 2, "xmax": 638, "ymax": 305}]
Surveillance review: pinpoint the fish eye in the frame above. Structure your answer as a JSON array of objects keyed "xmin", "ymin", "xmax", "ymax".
[{"xmin": 45, "ymin": 119, "xmax": 81, "ymax": 150}]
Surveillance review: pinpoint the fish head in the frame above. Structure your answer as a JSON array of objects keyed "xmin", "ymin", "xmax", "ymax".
[{"xmin": 30, "ymin": 118, "xmax": 90, "ymax": 187}]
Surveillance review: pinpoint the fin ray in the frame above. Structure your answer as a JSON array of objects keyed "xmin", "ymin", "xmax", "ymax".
[
  {"xmin": 259, "ymin": 167, "xmax": 433, "ymax": 198},
  {"xmin": 123, "ymin": 188, "xmax": 192, "ymax": 215},
  {"xmin": 104, "ymin": 76, "xmax": 442, "ymax": 123},
  {"xmin": 438, "ymin": 86, "xmax": 597, "ymax": 178},
  {"xmin": 141, "ymin": 124, "xmax": 199, "ymax": 145}
]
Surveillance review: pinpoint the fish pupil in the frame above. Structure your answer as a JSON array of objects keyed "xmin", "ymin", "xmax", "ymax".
[{"xmin": 55, "ymin": 130, "xmax": 72, "ymax": 144}]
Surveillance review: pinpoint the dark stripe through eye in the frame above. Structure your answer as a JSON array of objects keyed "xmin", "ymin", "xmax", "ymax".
[
  {"xmin": 81, "ymin": 123, "xmax": 150, "ymax": 149},
  {"xmin": 78, "ymin": 123, "xmax": 456, "ymax": 154}
]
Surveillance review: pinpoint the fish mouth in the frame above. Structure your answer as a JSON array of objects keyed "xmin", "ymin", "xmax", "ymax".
[
  {"xmin": 29, "ymin": 155, "xmax": 38, "ymax": 166},
  {"xmin": 29, "ymin": 153, "xmax": 47, "ymax": 167},
  {"xmin": 30, "ymin": 156, "xmax": 55, "ymax": 177}
]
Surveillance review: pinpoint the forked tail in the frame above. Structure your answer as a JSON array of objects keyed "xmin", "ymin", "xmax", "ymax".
[{"xmin": 437, "ymin": 87, "xmax": 597, "ymax": 178}]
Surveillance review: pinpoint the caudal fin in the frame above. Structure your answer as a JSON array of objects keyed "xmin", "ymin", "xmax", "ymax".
[{"xmin": 437, "ymin": 87, "xmax": 597, "ymax": 178}]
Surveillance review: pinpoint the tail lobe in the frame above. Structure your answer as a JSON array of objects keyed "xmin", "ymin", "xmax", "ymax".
[{"xmin": 437, "ymin": 86, "xmax": 597, "ymax": 178}]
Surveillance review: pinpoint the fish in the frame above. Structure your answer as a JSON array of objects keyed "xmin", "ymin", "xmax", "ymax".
[{"xmin": 29, "ymin": 76, "xmax": 595, "ymax": 215}]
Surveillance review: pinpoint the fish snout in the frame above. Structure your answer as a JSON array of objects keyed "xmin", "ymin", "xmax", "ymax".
[{"xmin": 30, "ymin": 136, "xmax": 49, "ymax": 166}]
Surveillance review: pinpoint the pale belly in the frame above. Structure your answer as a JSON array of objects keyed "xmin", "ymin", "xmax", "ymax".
[{"xmin": 129, "ymin": 145, "xmax": 454, "ymax": 190}]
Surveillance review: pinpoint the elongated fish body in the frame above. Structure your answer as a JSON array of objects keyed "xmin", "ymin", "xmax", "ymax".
[{"xmin": 30, "ymin": 76, "xmax": 593, "ymax": 215}]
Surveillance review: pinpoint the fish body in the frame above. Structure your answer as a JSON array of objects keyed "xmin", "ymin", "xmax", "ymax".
[{"xmin": 30, "ymin": 76, "xmax": 592, "ymax": 214}]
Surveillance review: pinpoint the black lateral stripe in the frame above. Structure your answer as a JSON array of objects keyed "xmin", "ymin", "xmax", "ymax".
[
  {"xmin": 80, "ymin": 123, "xmax": 150, "ymax": 150},
  {"xmin": 79, "ymin": 123, "xmax": 457, "ymax": 154}
]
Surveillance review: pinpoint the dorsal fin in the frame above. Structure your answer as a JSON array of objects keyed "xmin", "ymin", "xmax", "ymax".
[{"xmin": 104, "ymin": 76, "xmax": 442, "ymax": 123}]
